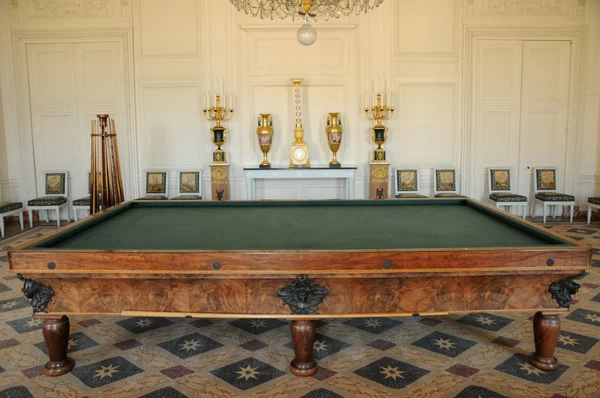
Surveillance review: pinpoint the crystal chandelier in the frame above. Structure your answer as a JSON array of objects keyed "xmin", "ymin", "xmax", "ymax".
[{"xmin": 229, "ymin": 0, "xmax": 384, "ymax": 45}]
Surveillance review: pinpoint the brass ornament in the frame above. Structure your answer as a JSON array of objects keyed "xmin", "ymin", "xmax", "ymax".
[
  {"xmin": 289, "ymin": 78, "xmax": 310, "ymax": 168},
  {"xmin": 365, "ymin": 92, "xmax": 394, "ymax": 163},
  {"xmin": 256, "ymin": 114, "xmax": 274, "ymax": 168},
  {"xmin": 204, "ymin": 93, "xmax": 234, "ymax": 165},
  {"xmin": 326, "ymin": 112, "xmax": 343, "ymax": 168}
]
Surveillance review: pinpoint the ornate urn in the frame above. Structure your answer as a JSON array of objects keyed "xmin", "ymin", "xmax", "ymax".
[
  {"xmin": 326, "ymin": 112, "xmax": 343, "ymax": 168},
  {"xmin": 256, "ymin": 113, "xmax": 274, "ymax": 168}
]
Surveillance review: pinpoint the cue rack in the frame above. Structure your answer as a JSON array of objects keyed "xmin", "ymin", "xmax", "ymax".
[{"xmin": 90, "ymin": 114, "xmax": 124, "ymax": 214}]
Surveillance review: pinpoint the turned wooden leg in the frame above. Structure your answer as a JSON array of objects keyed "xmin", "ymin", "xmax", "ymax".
[
  {"xmin": 42, "ymin": 316, "xmax": 75, "ymax": 376},
  {"xmin": 290, "ymin": 320, "xmax": 318, "ymax": 377},
  {"xmin": 529, "ymin": 312, "xmax": 560, "ymax": 371}
]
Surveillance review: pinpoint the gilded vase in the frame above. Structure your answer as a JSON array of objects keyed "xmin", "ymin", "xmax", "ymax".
[
  {"xmin": 256, "ymin": 114, "xmax": 274, "ymax": 168},
  {"xmin": 326, "ymin": 112, "xmax": 343, "ymax": 168}
]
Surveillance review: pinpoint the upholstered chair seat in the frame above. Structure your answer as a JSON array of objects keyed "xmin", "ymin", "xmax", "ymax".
[
  {"xmin": 72, "ymin": 197, "xmax": 90, "ymax": 206},
  {"xmin": 394, "ymin": 193, "xmax": 427, "ymax": 198},
  {"xmin": 27, "ymin": 196, "xmax": 68, "ymax": 206},
  {"xmin": 0, "ymin": 202, "xmax": 23, "ymax": 213},
  {"xmin": 534, "ymin": 192, "xmax": 576, "ymax": 202},
  {"xmin": 588, "ymin": 197, "xmax": 600, "ymax": 205},
  {"xmin": 434, "ymin": 193, "xmax": 465, "ymax": 198},
  {"xmin": 171, "ymin": 195, "xmax": 202, "ymax": 200},
  {"xmin": 0, "ymin": 202, "xmax": 24, "ymax": 238},
  {"xmin": 489, "ymin": 193, "xmax": 528, "ymax": 202}
]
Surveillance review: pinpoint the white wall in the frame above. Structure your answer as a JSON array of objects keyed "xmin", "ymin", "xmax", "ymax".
[{"xmin": 0, "ymin": 0, "xmax": 598, "ymax": 206}]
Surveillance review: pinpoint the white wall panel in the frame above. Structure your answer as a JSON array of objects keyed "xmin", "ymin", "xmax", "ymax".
[{"xmin": 139, "ymin": 85, "xmax": 204, "ymax": 170}]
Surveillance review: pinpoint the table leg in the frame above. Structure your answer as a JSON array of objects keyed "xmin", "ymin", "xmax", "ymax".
[
  {"xmin": 290, "ymin": 320, "xmax": 318, "ymax": 377},
  {"xmin": 529, "ymin": 312, "xmax": 560, "ymax": 371},
  {"xmin": 42, "ymin": 316, "xmax": 75, "ymax": 376}
]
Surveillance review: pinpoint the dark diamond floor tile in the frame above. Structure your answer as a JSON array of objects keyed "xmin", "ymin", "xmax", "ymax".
[
  {"xmin": 285, "ymin": 333, "xmax": 351, "ymax": 360},
  {"xmin": 240, "ymin": 339, "xmax": 268, "ymax": 352},
  {"xmin": 557, "ymin": 330, "xmax": 599, "ymax": 354},
  {"xmin": 71, "ymin": 356, "xmax": 144, "ymax": 388},
  {"xmin": 492, "ymin": 336, "xmax": 520, "ymax": 348},
  {"xmin": 210, "ymin": 357, "xmax": 285, "ymax": 391},
  {"xmin": 116, "ymin": 317, "xmax": 174, "ymax": 334},
  {"xmin": 584, "ymin": 360, "xmax": 600, "ymax": 371},
  {"xmin": 312, "ymin": 367, "xmax": 337, "ymax": 381},
  {"xmin": 0, "ymin": 365, "xmax": 4, "ymax": 374},
  {"xmin": 229, "ymin": 319, "xmax": 287, "ymax": 335},
  {"xmin": 7, "ymin": 317, "xmax": 44, "ymax": 334},
  {"xmin": 189, "ymin": 319, "xmax": 213, "ymax": 329},
  {"xmin": 593, "ymin": 259, "xmax": 600, "ymax": 268},
  {"xmin": 594, "ymin": 248, "xmax": 600, "ymax": 255},
  {"xmin": 582, "ymin": 283, "xmax": 600, "ymax": 289},
  {"xmin": 161, "ymin": 365, "xmax": 194, "ymax": 379},
  {"xmin": 0, "ymin": 283, "xmax": 11, "ymax": 293},
  {"xmin": 140, "ymin": 386, "xmax": 188, "ymax": 398},
  {"xmin": 568, "ymin": 236, "xmax": 584, "ymax": 241},
  {"xmin": 0, "ymin": 386, "xmax": 34, "ymax": 398},
  {"xmin": 78, "ymin": 319, "xmax": 102, "ymax": 328},
  {"xmin": 315, "ymin": 320, "xmax": 329, "ymax": 329},
  {"xmin": 301, "ymin": 388, "xmax": 344, "ymax": 398},
  {"xmin": 367, "ymin": 339, "xmax": 396, "ymax": 351},
  {"xmin": 343, "ymin": 318, "xmax": 402, "ymax": 334},
  {"xmin": 419, "ymin": 318, "xmax": 443, "ymax": 327},
  {"xmin": 454, "ymin": 385, "xmax": 506, "ymax": 398},
  {"xmin": 21, "ymin": 365, "xmax": 43, "ymax": 378},
  {"xmin": 115, "ymin": 339, "xmax": 143, "ymax": 351},
  {"xmin": 565, "ymin": 308, "xmax": 600, "ymax": 327},
  {"xmin": 36, "ymin": 331, "xmax": 99, "ymax": 354},
  {"xmin": 354, "ymin": 356, "xmax": 429, "ymax": 389},
  {"xmin": 457, "ymin": 313, "xmax": 513, "ymax": 331},
  {"xmin": 412, "ymin": 331, "xmax": 477, "ymax": 358},
  {"xmin": 495, "ymin": 353, "xmax": 568, "ymax": 384},
  {"xmin": 0, "ymin": 339, "xmax": 20, "ymax": 349},
  {"xmin": 446, "ymin": 363, "xmax": 479, "ymax": 378},
  {"xmin": 592, "ymin": 292, "xmax": 600, "ymax": 303},
  {"xmin": 158, "ymin": 332, "xmax": 223, "ymax": 359},
  {"xmin": 0, "ymin": 297, "xmax": 30, "ymax": 313}
]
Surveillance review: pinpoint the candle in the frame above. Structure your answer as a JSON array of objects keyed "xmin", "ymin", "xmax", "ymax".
[{"xmin": 229, "ymin": 92, "xmax": 233, "ymax": 109}]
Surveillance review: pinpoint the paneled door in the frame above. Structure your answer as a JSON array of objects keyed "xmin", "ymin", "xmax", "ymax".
[
  {"xmin": 26, "ymin": 41, "xmax": 124, "ymax": 219},
  {"xmin": 471, "ymin": 39, "xmax": 571, "ymax": 204},
  {"xmin": 517, "ymin": 41, "xmax": 571, "ymax": 198}
]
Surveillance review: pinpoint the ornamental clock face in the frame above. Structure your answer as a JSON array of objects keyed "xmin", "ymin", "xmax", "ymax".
[{"xmin": 294, "ymin": 148, "xmax": 306, "ymax": 161}]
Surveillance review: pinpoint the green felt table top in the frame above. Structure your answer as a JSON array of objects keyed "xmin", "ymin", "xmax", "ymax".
[{"xmin": 31, "ymin": 199, "xmax": 570, "ymax": 251}]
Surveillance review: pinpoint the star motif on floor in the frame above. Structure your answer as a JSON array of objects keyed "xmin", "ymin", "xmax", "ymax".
[
  {"xmin": 236, "ymin": 365, "xmax": 261, "ymax": 381},
  {"xmin": 475, "ymin": 315, "xmax": 495, "ymax": 326},
  {"xmin": 179, "ymin": 338, "xmax": 202, "ymax": 352},
  {"xmin": 1, "ymin": 301, "xmax": 18, "ymax": 310},
  {"xmin": 519, "ymin": 362, "xmax": 543, "ymax": 377},
  {"xmin": 135, "ymin": 318, "xmax": 153, "ymax": 328},
  {"xmin": 94, "ymin": 364, "xmax": 120, "ymax": 379},
  {"xmin": 584, "ymin": 313, "xmax": 600, "ymax": 323},
  {"xmin": 25, "ymin": 318, "xmax": 44, "ymax": 328},
  {"xmin": 250, "ymin": 320, "xmax": 267, "ymax": 329},
  {"xmin": 364, "ymin": 318, "xmax": 382, "ymax": 328},
  {"xmin": 379, "ymin": 364, "xmax": 404, "ymax": 380},
  {"xmin": 313, "ymin": 339, "xmax": 329, "ymax": 353},
  {"xmin": 558, "ymin": 334, "xmax": 578, "ymax": 346},
  {"xmin": 434, "ymin": 338, "xmax": 456, "ymax": 350},
  {"xmin": 67, "ymin": 338, "xmax": 78, "ymax": 350}
]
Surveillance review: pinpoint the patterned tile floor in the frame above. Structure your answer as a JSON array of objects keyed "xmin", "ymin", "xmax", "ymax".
[{"xmin": 0, "ymin": 223, "xmax": 599, "ymax": 397}]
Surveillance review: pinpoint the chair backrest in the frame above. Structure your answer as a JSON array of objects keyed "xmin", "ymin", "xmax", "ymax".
[
  {"xmin": 177, "ymin": 170, "xmax": 202, "ymax": 196},
  {"xmin": 395, "ymin": 169, "xmax": 420, "ymax": 195},
  {"xmin": 433, "ymin": 168, "xmax": 459, "ymax": 195},
  {"xmin": 144, "ymin": 170, "xmax": 169, "ymax": 196},
  {"xmin": 44, "ymin": 171, "xmax": 69, "ymax": 197},
  {"xmin": 533, "ymin": 168, "xmax": 557, "ymax": 193},
  {"xmin": 488, "ymin": 168, "xmax": 513, "ymax": 194}
]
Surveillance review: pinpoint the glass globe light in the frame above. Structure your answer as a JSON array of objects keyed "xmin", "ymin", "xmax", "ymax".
[{"xmin": 297, "ymin": 21, "xmax": 317, "ymax": 46}]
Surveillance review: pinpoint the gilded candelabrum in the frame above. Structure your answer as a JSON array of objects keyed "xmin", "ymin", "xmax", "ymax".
[
  {"xmin": 326, "ymin": 112, "xmax": 343, "ymax": 168},
  {"xmin": 203, "ymin": 94, "xmax": 234, "ymax": 164},
  {"xmin": 364, "ymin": 92, "xmax": 394, "ymax": 163},
  {"xmin": 256, "ymin": 113, "xmax": 274, "ymax": 168}
]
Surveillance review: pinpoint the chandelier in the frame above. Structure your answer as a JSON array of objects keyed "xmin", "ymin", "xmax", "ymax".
[{"xmin": 229, "ymin": 0, "xmax": 384, "ymax": 45}]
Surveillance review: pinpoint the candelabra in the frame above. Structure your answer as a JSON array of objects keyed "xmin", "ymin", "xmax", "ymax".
[
  {"xmin": 203, "ymin": 93, "xmax": 234, "ymax": 164},
  {"xmin": 364, "ymin": 92, "xmax": 394, "ymax": 163}
]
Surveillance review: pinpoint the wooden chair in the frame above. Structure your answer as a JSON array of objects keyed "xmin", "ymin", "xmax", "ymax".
[
  {"xmin": 0, "ymin": 202, "xmax": 24, "ymax": 238},
  {"xmin": 487, "ymin": 168, "xmax": 528, "ymax": 218},
  {"xmin": 27, "ymin": 171, "xmax": 70, "ymax": 227},
  {"xmin": 394, "ymin": 169, "xmax": 427, "ymax": 198},
  {"xmin": 531, "ymin": 168, "xmax": 575, "ymax": 223},
  {"xmin": 433, "ymin": 168, "xmax": 465, "ymax": 198},
  {"xmin": 72, "ymin": 172, "xmax": 92, "ymax": 222},
  {"xmin": 171, "ymin": 170, "xmax": 202, "ymax": 200},
  {"xmin": 588, "ymin": 197, "xmax": 600, "ymax": 225},
  {"xmin": 137, "ymin": 170, "xmax": 169, "ymax": 200}
]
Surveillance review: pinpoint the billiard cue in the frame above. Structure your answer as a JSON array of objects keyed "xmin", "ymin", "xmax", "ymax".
[
  {"xmin": 91, "ymin": 119, "xmax": 98, "ymax": 214},
  {"xmin": 111, "ymin": 118, "xmax": 124, "ymax": 203}
]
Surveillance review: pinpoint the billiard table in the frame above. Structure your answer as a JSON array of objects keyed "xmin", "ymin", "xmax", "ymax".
[{"xmin": 9, "ymin": 199, "xmax": 591, "ymax": 377}]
